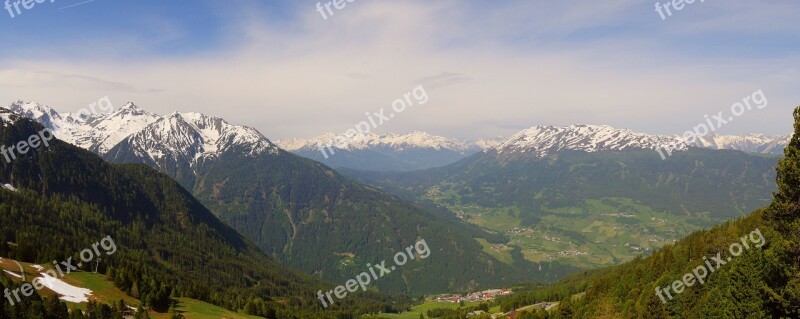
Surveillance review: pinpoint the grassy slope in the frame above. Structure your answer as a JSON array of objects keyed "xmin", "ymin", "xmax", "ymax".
[
  {"xmin": 363, "ymin": 300, "xmax": 481, "ymax": 319},
  {"xmin": 0, "ymin": 260, "xmax": 262, "ymax": 319}
]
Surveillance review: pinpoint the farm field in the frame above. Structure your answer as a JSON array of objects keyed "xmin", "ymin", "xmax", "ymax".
[{"xmin": 448, "ymin": 197, "xmax": 718, "ymax": 269}]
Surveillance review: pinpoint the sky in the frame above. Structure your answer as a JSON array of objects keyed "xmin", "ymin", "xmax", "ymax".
[{"xmin": 0, "ymin": 0, "xmax": 799, "ymax": 140}]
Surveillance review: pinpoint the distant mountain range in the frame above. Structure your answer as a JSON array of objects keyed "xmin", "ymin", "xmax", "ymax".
[
  {"xmin": 275, "ymin": 132, "xmax": 502, "ymax": 171},
  {"xmin": 4, "ymin": 100, "xmax": 574, "ymax": 295},
  {"xmin": 277, "ymin": 124, "xmax": 788, "ymax": 172}
]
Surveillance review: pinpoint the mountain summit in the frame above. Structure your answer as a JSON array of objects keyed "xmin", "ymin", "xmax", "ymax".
[
  {"xmin": 5, "ymin": 100, "xmax": 279, "ymax": 160},
  {"xmin": 491, "ymin": 124, "xmax": 687, "ymax": 158}
]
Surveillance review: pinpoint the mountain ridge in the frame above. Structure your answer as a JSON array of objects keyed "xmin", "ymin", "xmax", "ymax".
[{"xmin": 5, "ymin": 100, "xmax": 788, "ymax": 173}]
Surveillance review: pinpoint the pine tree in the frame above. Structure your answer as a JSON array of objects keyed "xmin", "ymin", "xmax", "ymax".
[
  {"xmin": 768, "ymin": 106, "xmax": 800, "ymax": 315},
  {"xmin": 770, "ymin": 106, "xmax": 800, "ymax": 238}
]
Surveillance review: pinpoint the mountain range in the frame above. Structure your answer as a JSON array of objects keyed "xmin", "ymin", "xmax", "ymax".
[
  {"xmin": 276, "ymin": 132, "xmax": 497, "ymax": 171},
  {"xmin": 5, "ymin": 100, "xmax": 787, "ymax": 272},
  {"xmin": 9, "ymin": 100, "xmax": 788, "ymax": 173},
  {"xmin": 4, "ymin": 100, "xmax": 574, "ymax": 296},
  {"xmin": 277, "ymin": 124, "xmax": 789, "ymax": 172}
]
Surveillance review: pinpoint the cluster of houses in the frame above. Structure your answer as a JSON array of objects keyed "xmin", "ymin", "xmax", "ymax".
[{"xmin": 436, "ymin": 288, "xmax": 512, "ymax": 303}]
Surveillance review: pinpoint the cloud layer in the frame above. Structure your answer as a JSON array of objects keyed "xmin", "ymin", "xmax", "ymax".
[{"xmin": 1, "ymin": 0, "xmax": 799, "ymax": 139}]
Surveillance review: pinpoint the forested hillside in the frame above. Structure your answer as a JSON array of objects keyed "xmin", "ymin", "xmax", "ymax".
[{"xmin": 0, "ymin": 115, "xmax": 403, "ymax": 318}]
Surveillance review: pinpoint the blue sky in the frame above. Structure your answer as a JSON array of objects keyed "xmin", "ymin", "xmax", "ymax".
[{"xmin": 1, "ymin": 0, "xmax": 799, "ymax": 139}]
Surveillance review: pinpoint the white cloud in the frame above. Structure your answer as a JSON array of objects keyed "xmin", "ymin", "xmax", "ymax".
[{"xmin": 0, "ymin": 0, "xmax": 798, "ymax": 139}]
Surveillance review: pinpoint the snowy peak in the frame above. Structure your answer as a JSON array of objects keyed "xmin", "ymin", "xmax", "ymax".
[
  {"xmin": 493, "ymin": 124, "xmax": 687, "ymax": 157},
  {"xmin": 696, "ymin": 133, "xmax": 790, "ymax": 154},
  {"xmin": 175, "ymin": 112, "xmax": 277, "ymax": 155},
  {"xmin": 67, "ymin": 102, "xmax": 161, "ymax": 154},
  {"xmin": 276, "ymin": 131, "xmax": 473, "ymax": 153},
  {"xmin": 3, "ymin": 100, "xmax": 279, "ymax": 164},
  {"xmin": 2, "ymin": 100, "xmax": 162, "ymax": 153},
  {"xmin": 118, "ymin": 111, "xmax": 278, "ymax": 166},
  {"xmin": 7, "ymin": 100, "xmax": 64, "ymax": 131},
  {"xmin": 103, "ymin": 102, "xmax": 152, "ymax": 121}
]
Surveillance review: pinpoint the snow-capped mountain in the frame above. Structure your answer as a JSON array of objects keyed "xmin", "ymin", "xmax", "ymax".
[
  {"xmin": 488, "ymin": 124, "xmax": 790, "ymax": 158},
  {"xmin": 277, "ymin": 131, "xmax": 474, "ymax": 153},
  {"xmin": 68, "ymin": 102, "xmax": 163, "ymax": 154},
  {"xmin": 6, "ymin": 100, "xmax": 66, "ymax": 131},
  {"xmin": 5, "ymin": 100, "xmax": 162, "ymax": 153},
  {"xmin": 472, "ymin": 136, "xmax": 506, "ymax": 151},
  {"xmin": 106, "ymin": 112, "xmax": 278, "ymax": 168},
  {"xmin": 492, "ymin": 124, "xmax": 688, "ymax": 157},
  {"xmin": 695, "ymin": 133, "xmax": 790, "ymax": 154},
  {"xmin": 276, "ymin": 132, "xmax": 482, "ymax": 171},
  {"xmin": 4, "ymin": 100, "xmax": 788, "ymax": 173},
  {"xmin": 4, "ymin": 100, "xmax": 280, "ymax": 168}
]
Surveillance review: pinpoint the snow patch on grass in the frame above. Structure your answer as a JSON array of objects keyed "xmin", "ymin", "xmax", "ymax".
[{"xmin": 40, "ymin": 273, "xmax": 93, "ymax": 303}]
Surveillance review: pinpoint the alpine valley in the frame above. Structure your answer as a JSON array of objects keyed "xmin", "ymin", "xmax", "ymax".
[
  {"xmin": 3, "ymin": 99, "xmax": 797, "ymax": 318},
  {"xmin": 3, "ymin": 101, "xmax": 575, "ymax": 297},
  {"xmin": 341, "ymin": 125, "xmax": 784, "ymax": 269}
]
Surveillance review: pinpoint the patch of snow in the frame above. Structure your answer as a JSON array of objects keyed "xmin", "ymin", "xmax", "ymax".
[
  {"xmin": 39, "ymin": 273, "xmax": 93, "ymax": 303},
  {"xmin": 32, "ymin": 265, "xmax": 44, "ymax": 271},
  {"xmin": 2, "ymin": 184, "xmax": 16, "ymax": 192}
]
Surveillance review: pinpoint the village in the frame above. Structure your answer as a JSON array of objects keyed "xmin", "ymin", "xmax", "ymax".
[{"xmin": 434, "ymin": 288, "xmax": 512, "ymax": 303}]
